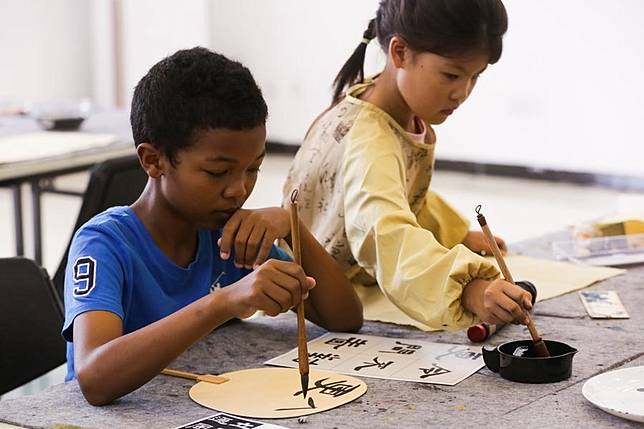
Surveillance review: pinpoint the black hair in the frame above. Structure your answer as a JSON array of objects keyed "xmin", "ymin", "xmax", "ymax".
[
  {"xmin": 130, "ymin": 47, "xmax": 268, "ymax": 165},
  {"xmin": 332, "ymin": 0, "xmax": 508, "ymax": 102}
]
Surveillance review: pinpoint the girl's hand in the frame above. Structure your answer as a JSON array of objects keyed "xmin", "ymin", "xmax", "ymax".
[
  {"xmin": 462, "ymin": 278, "xmax": 532, "ymax": 325},
  {"xmin": 223, "ymin": 259, "xmax": 316, "ymax": 319},
  {"xmin": 218, "ymin": 207, "xmax": 291, "ymax": 268},
  {"xmin": 462, "ymin": 230, "xmax": 507, "ymax": 256}
]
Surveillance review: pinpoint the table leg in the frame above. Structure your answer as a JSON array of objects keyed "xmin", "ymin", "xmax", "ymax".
[
  {"xmin": 12, "ymin": 185, "xmax": 24, "ymax": 256},
  {"xmin": 31, "ymin": 180, "xmax": 43, "ymax": 264}
]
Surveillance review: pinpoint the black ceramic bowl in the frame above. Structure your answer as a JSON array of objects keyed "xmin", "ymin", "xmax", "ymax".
[
  {"xmin": 36, "ymin": 116, "xmax": 85, "ymax": 131},
  {"xmin": 483, "ymin": 340, "xmax": 577, "ymax": 383}
]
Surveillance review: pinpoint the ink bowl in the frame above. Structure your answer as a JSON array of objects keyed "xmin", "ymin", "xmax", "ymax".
[
  {"xmin": 32, "ymin": 99, "xmax": 91, "ymax": 131},
  {"xmin": 482, "ymin": 340, "xmax": 577, "ymax": 383}
]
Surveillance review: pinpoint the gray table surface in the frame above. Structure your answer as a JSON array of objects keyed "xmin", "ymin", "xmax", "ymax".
[{"xmin": 1, "ymin": 233, "xmax": 643, "ymax": 429}]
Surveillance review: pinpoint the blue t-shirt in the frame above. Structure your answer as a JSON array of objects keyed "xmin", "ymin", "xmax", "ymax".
[{"xmin": 62, "ymin": 206, "xmax": 291, "ymax": 381}]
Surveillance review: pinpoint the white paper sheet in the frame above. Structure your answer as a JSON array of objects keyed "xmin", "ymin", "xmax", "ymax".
[
  {"xmin": 266, "ymin": 333, "xmax": 484, "ymax": 386},
  {"xmin": 0, "ymin": 132, "xmax": 118, "ymax": 164}
]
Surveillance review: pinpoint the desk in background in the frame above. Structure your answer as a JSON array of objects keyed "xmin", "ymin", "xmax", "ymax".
[
  {"xmin": 0, "ymin": 233, "xmax": 642, "ymax": 428},
  {"xmin": 0, "ymin": 111, "xmax": 133, "ymax": 263}
]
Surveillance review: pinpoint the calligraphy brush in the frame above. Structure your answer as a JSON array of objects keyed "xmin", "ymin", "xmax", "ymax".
[
  {"xmin": 290, "ymin": 189, "xmax": 309, "ymax": 398},
  {"xmin": 475, "ymin": 205, "xmax": 550, "ymax": 358},
  {"xmin": 161, "ymin": 368, "xmax": 229, "ymax": 384}
]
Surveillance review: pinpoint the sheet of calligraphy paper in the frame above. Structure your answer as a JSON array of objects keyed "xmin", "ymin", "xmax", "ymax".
[
  {"xmin": 189, "ymin": 368, "xmax": 367, "ymax": 419},
  {"xmin": 0, "ymin": 132, "xmax": 118, "ymax": 164},
  {"xmin": 355, "ymin": 255, "xmax": 624, "ymax": 331},
  {"xmin": 266, "ymin": 333, "xmax": 484, "ymax": 386},
  {"xmin": 173, "ymin": 412, "xmax": 288, "ymax": 429}
]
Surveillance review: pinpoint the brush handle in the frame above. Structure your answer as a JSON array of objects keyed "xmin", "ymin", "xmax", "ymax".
[
  {"xmin": 161, "ymin": 368, "xmax": 228, "ymax": 384},
  {"xmin": 290, "ymin": 191, "xmax": 309, "ymax": 377},
  {"xmin": 476, "ymin": 207, "xmax": 548, "ymax": 352},
  {"xmin": 477, "ymin": 213, "xmax": 514, "ymax": 284}
]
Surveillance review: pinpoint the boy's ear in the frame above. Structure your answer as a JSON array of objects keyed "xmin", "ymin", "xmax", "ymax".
[
  {"xmin": 389, "ymin": 36, "xmax": 408, "ymax": 69},
  {"xmin": 136, "ymin": 143, "xmax": 165, "ymax": 178}
]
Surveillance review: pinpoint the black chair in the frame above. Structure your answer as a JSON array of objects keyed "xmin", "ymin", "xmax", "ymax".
[
  {"xmin": 52, "ymin": 155, "xmax": 148, "ymax": 303},
  {"xmin": 0, "ymin": 257, "xmax": 66, "ymax": 396}
]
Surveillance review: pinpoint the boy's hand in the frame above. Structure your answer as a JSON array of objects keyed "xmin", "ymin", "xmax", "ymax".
[
  {"xmin": 463, "ymin": 230, "xmax": 507, "ymax": 256},
  {"xmin": 462, "ymin": 278, "xmax": 532, "ymax": 325},
  {"xmin": 218, "ymin": 207, "xmax": 291, "ymax": 268},
  {"xmin": 224, "ymin": 259, "xmax": 316, "ymax": 319}
]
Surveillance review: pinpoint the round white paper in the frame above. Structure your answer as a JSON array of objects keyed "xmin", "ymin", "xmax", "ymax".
[
  {"xmin": 189, "ymin": 367, "xmax": 367, "ymax": 419},
  {"xmin": 582, "ymin": 365, "xmax": 644, "ymax": 423}
]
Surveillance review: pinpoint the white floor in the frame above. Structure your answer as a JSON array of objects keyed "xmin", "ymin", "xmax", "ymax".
[{"xmin": 2, "ymin": 153, "xmax": 644, "ymax": 400}]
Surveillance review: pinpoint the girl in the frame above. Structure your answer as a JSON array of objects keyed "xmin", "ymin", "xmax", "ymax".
[{"xmin": 282, "ymin": 0, "xmax": 532, "ymax": 331}]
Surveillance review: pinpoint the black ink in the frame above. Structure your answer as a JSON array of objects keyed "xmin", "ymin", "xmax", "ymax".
[
  {"xmin": 183, "ymin": 412, "xmax": 262, "ymax": 428},
  {"xmin": 294, "ymin": 377, "xmax": 361, "ymax": 398},
  {"xmin": 354, "ymin": 357, "xmax": 394, "ymax": 371},
  {"xmin": 379, "ymin": 340, "xmax": 422, "ymax": 355},
  {"xmin": 419, "ymin": 363, "xmax": 451, "ymax": 379},
  {"xmin": 324, "ymin": 336, "xmax": 368, "ymax": 350},
  {"xmin": 275, "ymin": 396, "xmax": 317, "ymax": 411},
  {"xmin": 292, "ymin": 352, "xmax": 340, "ymax": 365}
]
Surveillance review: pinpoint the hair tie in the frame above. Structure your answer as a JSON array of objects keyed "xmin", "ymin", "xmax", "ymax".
[{"xmin": 361, "ymin": 37, "xmax": 372, "ymax": 45}]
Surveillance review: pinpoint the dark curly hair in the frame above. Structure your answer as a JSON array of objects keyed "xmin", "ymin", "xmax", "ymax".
[{"xmin": 130, "ymin": 47, "xmax": 268, "ymax": 165}]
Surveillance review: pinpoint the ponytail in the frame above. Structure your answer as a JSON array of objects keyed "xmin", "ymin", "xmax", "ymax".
[{"xmin": 331, "ymin": 19, "xmax": 376, "ymax": 103}]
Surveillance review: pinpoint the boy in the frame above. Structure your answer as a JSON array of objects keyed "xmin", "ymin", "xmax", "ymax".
[{"xmin": 62, "ymin": 47, "xmax": 363, "ymax": 406}]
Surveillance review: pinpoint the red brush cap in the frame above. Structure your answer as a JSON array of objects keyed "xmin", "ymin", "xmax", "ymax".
[{"xmin": 467, "ymin": 324, "xmax": 489, "ymax": 342}]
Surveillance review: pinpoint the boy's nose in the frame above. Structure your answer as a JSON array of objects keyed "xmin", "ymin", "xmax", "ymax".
[{"xmin": 224, "ymin": 178, "xmax": 247, "ymax": 199}]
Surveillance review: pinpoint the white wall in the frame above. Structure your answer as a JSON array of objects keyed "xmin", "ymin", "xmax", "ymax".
[
  {"xmin": 437, "ymin": 0, "xmax": 644, "ymax": 177},
  {"xmin": 0, "ymin": 0, "xmax": 91, "ymax": 104},
  {"xmin": 208, "ymin": 0, "xmax": 383, "ymax": 144},
  {"xmin": 209, "ymin": 0, "xmax": 644, "ymax": 177},
  {"xmin": 120, "ymin": 0, "xmax": 209, "ymax": 104},
  {"xmin": 2, "ymin": 0, "xmax": 642, "ymax": 177}
]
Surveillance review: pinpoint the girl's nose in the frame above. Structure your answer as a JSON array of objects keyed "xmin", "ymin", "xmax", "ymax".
[{"xmin": 451, "ymin": 80, "xmax": 475, "ymax": 103}]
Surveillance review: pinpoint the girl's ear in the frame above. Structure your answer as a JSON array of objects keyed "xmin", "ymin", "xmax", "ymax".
[
  {"xmin": 136, "ymin": 143, "xmax": 165, "ymax": 178},
  {"xmin": 389, "ymin": 36, "xmax": 408, "ymax": 69}
]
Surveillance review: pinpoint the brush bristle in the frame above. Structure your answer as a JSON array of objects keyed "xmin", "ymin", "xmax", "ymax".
[
  {"xmin": 533, "ymin": 339, "xmax": 551, "ymax": 357},
  {"xmin": 301, "ymin": 373, "xmax": 309, "ymax": 399}
]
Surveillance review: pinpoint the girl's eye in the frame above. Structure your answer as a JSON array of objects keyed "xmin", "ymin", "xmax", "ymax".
[
  {"xmin": 443, "ymin": 72, "xmax": 459, "ymax": 81},
  {"xmin": 247, "ymin": 168, "xmax": 261, "ymax": 175}
]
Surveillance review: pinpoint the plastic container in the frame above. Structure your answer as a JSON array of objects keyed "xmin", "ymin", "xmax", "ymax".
[{"xmin": 552, "ymin": 233, "xmax": 644, "ymax": 266}]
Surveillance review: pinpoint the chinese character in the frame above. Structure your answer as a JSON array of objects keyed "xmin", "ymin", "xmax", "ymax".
[
  {"xmin": 419, "ymin": 363, "xmax": 451, "ymax": 379},
  {"xmin": 294, "ymin": 377, "xmax": 361, "ymax": 398},
  {"xmin": 379, "ymin": 340, "xmax": 422, "ymax": 355},
  {"xmin": 210, "ymin": 416, "xmax": 232, "ymax": 425},
  {"xmin": 206, "ymin": 414, "xmax": 262, "ymax": 428},
  {"xmin": 187, "ymin": 423, "xmax": 213, "ymax": 429},
  {"xmin": 436, "ymin": 346, "xmax": 482, "ymax": 361},
  {"xmin": 325, "ymin": 336, "xmax": 368, "ymax": 350},
  {"xmin": 292, "ymin": 352, "xmax": 340, "ymax": 365},
  {"xmin": 354, "ymin": 357, "xmax": 394, "ymax": 371}
]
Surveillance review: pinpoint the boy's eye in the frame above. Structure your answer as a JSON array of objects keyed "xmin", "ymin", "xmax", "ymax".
[
  {"xmin": 204, "ymin": 170, "xmax": 227, "ymax": 178},
  {"xmin": 247, "ymin": 167, "xmax": 261, "ymax": 175},
  {"xmin": 442, "ymin": 72, "xmax": 459, "ymax": 81}
]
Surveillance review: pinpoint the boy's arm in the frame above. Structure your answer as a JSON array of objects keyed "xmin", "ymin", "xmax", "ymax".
[
  {"xmin": 73, "ymin": 259, "xmax": 314, "ymax": 406},
  {"xmin": 73, "ymin": 292, "xmax": 234, "ymax": 406},
  {"xmin": 218, "ymin": 207, "xmax": 363, "ymax": 332}
]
